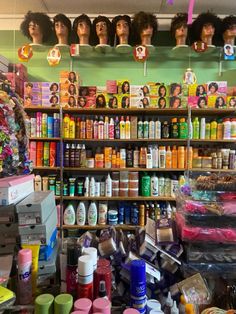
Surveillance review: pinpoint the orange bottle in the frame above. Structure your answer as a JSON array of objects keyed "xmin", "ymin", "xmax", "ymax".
[
  {"xmin": 178, "ymin": 146, "xmax": 185, "ymax": 169},
  {"xmin": 166, "ymin": 146, "xmax": 172, "ymax": 169},
  {"xmin": 111, "ymin": 149, "xmax": 117, "ymax": 168},
  {"xmin": 116, "ymin": 151, "xmax": 120, "ymax": 168},
  {"xmin": 188, "ymin": 146, "xmax": 193, "ymax": 169},
  {"xmin": 172, "ymin": 145, "xmax": 178, "ymax": 169}
]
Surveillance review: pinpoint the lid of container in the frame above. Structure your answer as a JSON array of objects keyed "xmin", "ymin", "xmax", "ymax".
[
  {"xmin": 35, "ymin": 293, "xmax": 54, "ymax": 307},
  {"xmin": 78, "ymin": 255, "xmax": 93, "ymax": 276},
  {"xmin": 179, "ymin": 118, "xmax": 186, "ymax": 122},
  {"xmin": 93, "ymin": 298, "xmax": 111, "ymax": 311},
  {"xmin": 147, "ymin": 299, "xmax": 161, "ymax": 311},
  {"xmin": 54, "ymin": 293, "xmax": 73, "ymax": 306},
  {"xmin": 18, "ymin": 249, "xmax": 32, "ymax": 265},
  {"xmin": 171, "ymin": 118, "xmax": 177, "ymax": 123},
  {"xmin": 130, "ymin": 259, "xmax": 146, "ymax": 282},
  {"xmin": 74, "ymin": 298, "xmax": 92, "ymax": 311},
  {"xmin": 67, "ymin": 247, "xmax": 79, "ymax": 266},
  {"xmin": 82, "ymin": 247, "xmax": 97, "ymax": 265},
  {"xmin": 123, "ymin": 309, "xmax": 140, "ymax": 314}
]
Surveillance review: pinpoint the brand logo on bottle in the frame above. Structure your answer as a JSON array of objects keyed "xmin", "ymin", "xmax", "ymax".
[{"xmin": 19, "ymin": 269, "xmax": 32, "ymax": 280}]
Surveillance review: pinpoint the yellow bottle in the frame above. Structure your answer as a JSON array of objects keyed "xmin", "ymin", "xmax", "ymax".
[
  {"xmin": 116, "ymin": 152, "xmax": 120, "ymax": 168},
  {"xmin": 217, "ymin": 119, "xmax": 223, "ymax": 140},
  {"xmin": 69, "ymin": 117, "xmax": 75, "ymax": 139},
  {"xmin": 111, "ymin": 149, "xmax": 117, "ymax": 168},
  {"xmin": 172, "ymin": 145, "xmax": 178, "ymax": 169},
  {"xmin": 63, "ymin": 114, "xmax": 70, "ymax": 138},
  {"xmin": 178, "ymin": 146, "xmax": 185, "ymax": 169},
  {"xmin": 185, "ymin": 303, "xmax": 196, "ymax": 314},
  {"xmin": 166, "ymin": 146, "xmax": 172, "ymax": 168},
  {"xmin": 188, "ymin": 146, "xmax": 193, "ymax": 169},
  {"xmin": 125, "ymin": 116, "xmax": 131, "ymax": 139},
  {"xmin": 210, "ymin": 119, "xmax": 217, "ymax": 140}
]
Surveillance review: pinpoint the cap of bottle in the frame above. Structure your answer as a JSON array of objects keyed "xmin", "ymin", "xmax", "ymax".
[
  {"xmin": 78, "ymin": 255, "xmax": 93, "ymax": 277},
  {"xmin": 54, "ymin": 294, "xmax": 73, "ymax": 314},
  {"xmin": 35, "ymin": 293, "xmax": 54, "ymax": 314},
  {"xmin": 93, "ymin": 298, "xmax": 111, "ymax": 314},
  {"xmin": 74, "ymin": 298, "xmax": 92, "ymax": 311},
  {"xmin": 18, "ymin": 249, "xmax": 32, "ymax": 265},
  {"xmin": 82, "ymin": 247, "xmax": 97, "ymax": 270},
  {"xmin": 123, "ymin": 309, "xmax": 140, "ymax": 314}
]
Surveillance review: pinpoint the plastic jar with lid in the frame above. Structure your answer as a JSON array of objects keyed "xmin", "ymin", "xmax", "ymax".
[
  {"xmin": 231, "ymin": 118, "xmax": 236, "ymax": 138},
  {"xmin": 223, "ymin": 118, "xmax": 231, "ymax": 139}
]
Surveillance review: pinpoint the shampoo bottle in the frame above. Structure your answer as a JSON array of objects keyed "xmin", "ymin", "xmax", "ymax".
[
  {"xmin": 88, "ymin": 201, "xmax": 98, "ymax": 226},
  {"xmin": 105, "ymin": 173, "xmax": 112, "ymax": 197},
  {"xmin": 64, "ymin": 203, "xmax": 76, "ymax": 225},
  {"xmin": 76, "ymin": 201, "xmax": 86, "ymax": 226}
]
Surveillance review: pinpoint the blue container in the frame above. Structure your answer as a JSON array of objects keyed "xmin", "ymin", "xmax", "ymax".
[
  {"xmin": 130, "ymin": 260, "xmax": 147, "ymax": 313},
  {"xmin": 131, "ymin": 204, "xmax": 139, "ymax": 225},
  {"xmin": 125, "ymin": 204, "xmax": 131, "ymax": 225},
  {"xmin": 118, "ymin": 203, "xmax": 125, "ymax": 224},
  {"xmin": 47, "ymin": 116, "xmax": 54, "ymax": 138},
  {"xmin": 53, "ymin": 113, "xmax": 60, "ymax": 137}
]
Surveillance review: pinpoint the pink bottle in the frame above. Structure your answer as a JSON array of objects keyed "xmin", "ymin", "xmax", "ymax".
[
  {"xmin": 93, "ymin": 298, "xmax": 111, "ymax": 314},
  {"xmin": 74, "ymin": 298, "xmax": 92, "ymax": 313},
  {"xmin": 18, "ymin": 249, "xmax": 32, "ymax": 305}
]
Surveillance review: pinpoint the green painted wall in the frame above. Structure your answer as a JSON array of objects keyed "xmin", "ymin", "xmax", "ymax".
[{"xmin": 0, "ymin": 30, "xmax": 235, "ymax": 85}]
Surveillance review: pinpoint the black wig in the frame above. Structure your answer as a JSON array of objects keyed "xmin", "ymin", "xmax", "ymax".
[
  {"xmin": 132, "ymin": 11, "xmax": 158, "ymax": 45},
  {"xmin": 92, "ymin": 15, "xmax": 112, "ymax": 46},
  {"xmin": 112, "ymin": 15, "xmax": 131, "ymax": 45},
  {"xmin": 170, "ymin": 13, "xmax": 188, "ymax": 38},
  {"xmin": 72, "ymin": 14, "xmax": 92, "ymax": 44}
]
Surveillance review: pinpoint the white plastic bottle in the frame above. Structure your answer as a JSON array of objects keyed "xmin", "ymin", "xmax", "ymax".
[
  {"xmin": 200, "ymin": 118, "xmax": 206, "ymax": 139},
  {"xmin": 149, "ymin": 119, "xmax": 155, "ymax": 139},
  {"xmin": 151, "ymin": 173, "xmax": 159, "ymax": 196},
  {"xmin": 84, "ymin": 176, "xmax": 89, "ymax": 197},
  {"xmin": 88, "ymin": 201, "xmax": 98, "ymax": 226},
  {"xmin": 34, "ymin": 174, "xmax": 42, "ymax": 191},
  {"xmin": 155, "ymin": 119, "xmax": 161, "ymax": 139},
  {"xmin": 146, "ymin": 146, "xmax": 153, "ymax": 168},
  {"xmin": 89, "ymin": 177, "xmax": 95, "ymax": 197},
  {"xmin": 171, "ymin": 301, "xmax": 179, "ymax": 314},
  {"xmin": 105, "ymin": 173, "xmax": 112, "ymax": 197},
  {"xmin": 223, "ymin": 118, "xmax": 231, "ymax": 139},
  {"xmin": 152, "ymin": 145, "xmax": 159, "ymax": 168},
  {"xmin": 104, "ymin": 116, "xmax": 109, "ymax": 139},
  {"xmin": 164, "ymin": 291, "xmax": 173, "ymax": 314},
  {"xmin": 159, "ymin": 146, "xmax": 166, "ymax": 169},
  {"xmin": 63, "ymin": 203, "xmax": 76, "ymax": 225},
  {"xmin": 109, "ymin": 117, "xmax": 115, "ymax": 139},
  {"xmin": 77, "ymin": 201, "xmax": 86, "ymax": 226}
]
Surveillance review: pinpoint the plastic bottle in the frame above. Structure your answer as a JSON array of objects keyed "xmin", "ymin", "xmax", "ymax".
[
  {"xmin": 143, "ymin": 119, "xmax": 149, "ymax": 139},
  {"xmin": 210, "ymin": 119, "xmax": 217, "ymax": 140},
  {"xmin": 231, "ymin": 118, "xmax": 236, "ymax": 139},
  {"xmin": 115, "ymin": 116, "xmax": 120, "ymax": 139},
  {"xmin": 159, "ymin": 146, "xmax": 166, "ymax": 168},
  {"xmin": 179, "ymin": 118, "xmax": 188, "ymax": 139},
  {"xmin": 75, "ymin": 144, "xmax": 81, "ymax": 167},
  {"xmin": 120, "ymin": 116, "xmax": 126, "ymax": 139},
  {"xmin": 89, "ymin": 177, "xmax": 95, "ymax": 197},
  {"xmin": 53, "ymin": 113, "xmax": 60, "ymax": 138},
  {"xmin": 223, "ymin": 118, "xmax": 231, "ymax": 139},
  {"xmin": 166, "ymin": 146, "xmax": 172, "ymax": 169},
  {"xmin": 152, "ymin": 145, "xmax": 159, "ymax": 168},
  {"xmin": 200, "ymin": 117, "xmax": 206, "ymax": 139},
  {"xmin": 84, "ymin": 176, "xmax": 89, "ymax": 197},
  {"xmin": 162, "ymin": 121, "xmax": 170, "ymax": 139},
  {"xmin": 146, "ymin": 146, "xmax": 153, "ymax": 168},
  {"xmin": 76, "ymin": 117, "xmax": 81, "ymax": 139},
  {"xmin": 105, "ymin": 173, "xmax": 112, "ymax": 197},
  {"xmin": 193, "ymin": 117, "xmax": 199, "ymax": 139},
  {"xmin": 189, "ymin": 119, "xmax": 193, "ymax": 139},
  {"xmin": 77, "ymin": 255, "xmax": 94, "ymax": 300},
  {"xmin": 130, "ymin": 260, "xmax": 146, "ymax": 313},
  {"xmin": 42, "ymin": 113, "xmax": 48, "ymax": 138},
  {"xmin": 80, "ymin": 144, "xmax": 86, "ymax": 168},
  {"xmin": 170, "ymin": 118, "xmax": 179, "ymax": 138},
  {"xmin": 109, "ymin": 117, "xmax": 114, "ymax": 139},
  {"xmin": 178, "ymin": 146, "xmax": 185, "ymax": 169},
  {"xmin": 86, "ymin": 118, "xmax": 93, "ymax": 139},
  {"xmin": 104, "ymin": 116, "xmax": 109, "ymax": 139},
  {"xmin": 111, "ymin": 149, "xmax": 117, "ymax": 168},
  {"xmin": 70, "ymin": 143, "xmax": 76, "ymax": 167},
  {"xmin": 133, "ymin": 146, "xmax": 140, "ymax": 168},
  {"xmin": 47, "ymin": 116, "xmax": 54, "ymax": 138},
  {"xmin": 138, "ymin": 119, "xmax": 144, "ymax": 139},
  {"xmin": 69, "ymin": 117, "xmax": 75, "ymax": 139},
  {"xmin": 149, "ymin": 119, "xmax": 155, "ymax": 139},
  {"xmin": 151, "ymin": 173, "xmax": 158, "ymax": 196},
  {"xmin": 171, "ymin": 146, "xmax": 178, "ymax": 169},
  {"xmin": 217, "ymin": 119, "xmax": 223, "ymax": 140},
  {"xmin": 66, "ymin": 247, "xmax": 78, "ymax": 298},
  {"xmin": 124, "ymin": 116, "xmax": 130, "ymax": 139},
  {"xmin": 141, "ymin": 173, "xmax": 151, "ymax": 196},
  {"xmin": 171, "ymin": 301, "xmax": 179, "ymax": 314},
  {"xmin": 155, "ymin": 119, "xmax": 161, "ymax": 139},
  {"xmin": 188, "ymin": 146, "xmax": 193, "ymax": 169},
  {"xmin": 126, "ymin": 145, "xmax": 133, "ymax": 167},
  {"xmin": 164, "ymin": 292, "xmax": 173, "ymax": 314},
  {"xmin": 88, "ymin": 201, "xmax": 98, "ymax": 226},
  {"xmin": 64, "ymin": 203, "xmax": 75, "ymax": 225},
  {"xmin": 139, "ymin": 147, "xmax": 147, "ymax": 168},
  {"xmin": 98, "ymin": 116, "xmax": 104, "ymax": 140},
  {"xmin": 63, "ymin": 114, "xmax": 70, "ymax": 138},
  {"xmin": 34, "ymin": 174, "xmax": 42, "ymax": 191},
  {"xmin": 18, "ymin": 249, "xmax": 32, "ymax": 305},
  {"xmin": 178, "ymin": 295, "xmax": 186, "ymax": 314},
  {"xmin": 94, "ymin": 116, "xmax": 99, "ymax": 139},
  {"xmin": 80, "ymin": 117, "xmax": 86, "ymax": 139},
  {"xmin": 205, "ymin": 122, "xmax": 211, "ymax": 139},
  {"xmin": 77, "ymin": 201, "xmax": 86, "ymax": 226},
  {"xmin": 159, "ymin": 175, "xmax": 165, "ymax": 196}
]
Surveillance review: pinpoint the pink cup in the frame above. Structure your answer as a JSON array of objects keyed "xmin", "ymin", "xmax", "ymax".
[
  {"xmin": 74, "ymin": 298, "xmax": 92, "ymax": 313},
  {"xmin": 93, "ymin": 298, "xmax": 111, "ymax": 314}
]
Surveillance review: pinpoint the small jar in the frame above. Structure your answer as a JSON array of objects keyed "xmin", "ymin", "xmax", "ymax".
[
  {"xmin": 201, "ymin": 157, "xmax": 212, "ymax": 169},
  {"xmin": 192, "ymin": 157, "xmax": 202, "ymax": 168}
]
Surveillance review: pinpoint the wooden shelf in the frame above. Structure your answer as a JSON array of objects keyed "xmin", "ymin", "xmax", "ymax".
[
  {"xmin": 62, "ymin": 224, "xmax": 139, "ymax": 230},
  {"xmin": 30, "ymin": 137, "xmax": 61, "ymax": 141},
  {"xmin": 63, "ymin": 167, "xmax": 186, "ymax": 172},
  {"xmin": 190, "ymin": 168, "xmax": 236, "ymax": 172},
  {"xmin": 62, "ymin": 107, "xmax": 188, "ymax": 115},
  {"xmin": 33, "ymin": 166, "xmax": 60, "ymax": 170},
  {"xmin": 63, "ymin": 138, "xmax": 187, "ymax": 142},
  {"xmin": 191, "ymin": 108, "xmax": 236, "ymax": 116},
  {"xmin": 190, "ymin": 139, "xmax": 236, "ymax": 143},
  {"xmin": 24, "ymin": 106, "xmax": 60, "ymax": 112},
  {"xmin": 62, "ymin": 196, "xmax": 175, "ymax": 201}
]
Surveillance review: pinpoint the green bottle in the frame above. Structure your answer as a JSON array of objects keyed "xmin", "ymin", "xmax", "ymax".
[
  {"xmin": 179, "ymin": 118, "xmax": 188, "ymax": 139},
  {"xmin": 141, "ymin": 173, "xmax": 151, "ymax": 197},
  {"xmin": 193, "ymin": 117, "xmax": 200, "ymax": 139},
  {"xmin": 205, "ymin": 123, "xmax": 211, "ymax": 139}
]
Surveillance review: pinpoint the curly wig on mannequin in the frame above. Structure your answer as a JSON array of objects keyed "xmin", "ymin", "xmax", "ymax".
[
  {"xmin": 53, "ymin": 13, "xmax": 71, "ymax": 44},
  {"xmin": 92, "ymin": 15, "xmax": 112, "ymax": 45},
  {"xmin": 72, "ymin": 14, "xmax": 92, "ymax": 44},
  {"xmin": 132, "ymin": 11, "xmax": 158, "ymax": 46},
  {"xmin": 20, "ymin": 11, "xmax": 53, "ymax": 44},
  {"xmin": 112, "ymin": 15, "xmax": 131, "ymax": 45},
  {"xmin": 221, "ymin": 15, "xmax": 236, "ymax": 45},
  {"xmin": 189, "ymin": 12, "xmax": 221, "ymax": 45}
]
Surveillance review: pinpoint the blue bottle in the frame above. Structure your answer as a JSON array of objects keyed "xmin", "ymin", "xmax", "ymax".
[
  {"xmin": 130, "ymin": 260, "xmax": 146, "ymax": 313},
  {"xmin": 47, "ymin": 116, "xmax": 54, "ymax": 138}
]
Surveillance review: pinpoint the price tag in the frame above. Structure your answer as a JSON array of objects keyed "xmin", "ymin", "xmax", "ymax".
[{"xmin": 133, "ymin": 45, "xmax": 148, "ymax": 62}]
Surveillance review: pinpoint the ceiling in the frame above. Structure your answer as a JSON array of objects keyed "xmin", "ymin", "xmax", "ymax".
[{"xmin": 0, "ymin": 0, "xmax": 235, "ymax": 30}]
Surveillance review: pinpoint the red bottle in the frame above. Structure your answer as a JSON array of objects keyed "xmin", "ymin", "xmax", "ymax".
[{"xmin": 66, "ymin": 247, "xmax": 78, "ymax": 298}]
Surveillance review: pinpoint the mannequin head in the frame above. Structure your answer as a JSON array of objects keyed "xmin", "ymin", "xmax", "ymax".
[
  {"xmin": 112, "ymin": 15, "xmax": 131, "ymax": 45},
  {"xmin": 53, "ymin": 14, "xmax": 71, "ymax": 45},
  {"xmin": 190, "ymin": 12, "xmax": 221, "ymax": 46},
  {"xmin": 20, "ymin": 11, "xmax": 53, "ymax": 44},
  {"xmin": 132, "ymin": 11, "xmax": 158, "ymax": 46},
  {"xmin": 93, "ymin": 15, "xmax": 112, "ymax": 45},
  {"xmin": 73, "ymin": 14, "xmax": 92, "ymax": 45},
  {"xmin": 170, "ymin": 13, "xmax": 188, "ymax": 46},
  {"xmin": 222, "ymin": 15, "xmax": 236, "ymax": 45}
]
